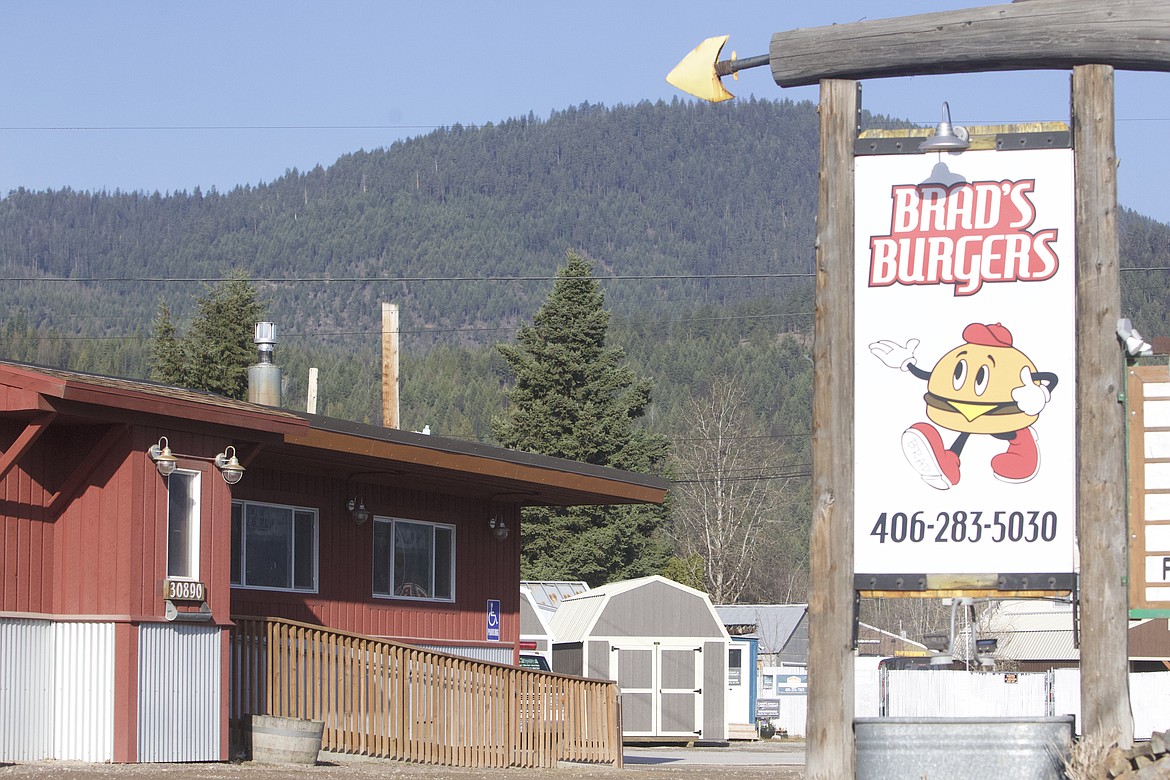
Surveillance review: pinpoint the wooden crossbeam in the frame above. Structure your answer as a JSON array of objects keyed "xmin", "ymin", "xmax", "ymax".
[{"xmin": 770, "ymin": 0, "xmax": 1170, "ymax": 87}]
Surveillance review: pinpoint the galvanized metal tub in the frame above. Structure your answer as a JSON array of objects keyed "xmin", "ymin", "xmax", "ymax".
[
  {"xmin": 250, "ymin": 715, "xmax": 324, "ymax": 765},
  {"xmin": 855, "ymin": 716, "xmax": 1075, "ymax": 780}
]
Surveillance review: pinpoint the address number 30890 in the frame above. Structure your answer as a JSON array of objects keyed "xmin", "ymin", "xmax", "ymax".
[{"xmin": 163, "ymin": 579, "xmax": 206, "ymax": 602}]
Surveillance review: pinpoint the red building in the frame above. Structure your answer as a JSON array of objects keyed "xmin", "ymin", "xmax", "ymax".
[{"xmin": 0, "ymin": 360, "xmax": 666, "ymax": 762}]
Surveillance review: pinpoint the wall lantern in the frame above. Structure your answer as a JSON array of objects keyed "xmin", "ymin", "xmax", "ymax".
[
  {"xmin": 150, "ymin": 437, "xmax": 245, "ymax": 484},
  {"xmin": 347, "ymin": 497, "xmax": 371, "ymax": 525},
  {"xmin": 918, "ymin": 101, "xmax": 970, "ymax": 152},
  {"xmin": 214, "ymin": 446, "xmax": 245, "ymax": 485},
  {"xmin": 488, "ymin": 518, "xmax": 509, "ymax": 542},
  {"xmin": 148, "ymin": 437, "xmax": 179, "ymax": 477}
]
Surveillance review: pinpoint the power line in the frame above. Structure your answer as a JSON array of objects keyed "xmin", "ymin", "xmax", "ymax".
[
  {"xmin": 0, "ymin": 272, "xmax": 813, "ymax": 284},
  {"xmin": 670, "ymin": 468, "xmax": 811, "ymax": 485},
  {"xmin": 0, "ymin": 125, "xmax": 440, "ymax": 132},
  {"xmin": 0, "ymin": 310, "xmax": 816, "ymax": 342},
  {"xmin": 3, "ymin": 114, "xmax": 1169, "ymax": 134}
]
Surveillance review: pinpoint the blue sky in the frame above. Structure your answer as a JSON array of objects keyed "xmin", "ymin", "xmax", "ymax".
[{"xmin": 3, "ymin": 1, "xmax": 1168, "ymax": 223}]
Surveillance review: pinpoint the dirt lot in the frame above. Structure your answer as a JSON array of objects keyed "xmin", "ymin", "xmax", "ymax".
[
  {"xmin": 0, "ymin": 743, "xmax": 804, "ymax": 780},
  {"xmin": 0, "ymin": 742, "xmax": 805, "ymax": 780}
]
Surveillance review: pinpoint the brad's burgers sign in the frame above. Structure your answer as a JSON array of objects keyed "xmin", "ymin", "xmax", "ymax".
[
  {"xmin": 853, "ymin": 148, "xmax": 1076, "ymax": 579},
  {"xmin": 869, "ymin": 179, "xmax": 1059, "ymax": 296}
]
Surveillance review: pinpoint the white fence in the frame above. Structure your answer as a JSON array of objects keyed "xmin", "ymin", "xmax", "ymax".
[{"xmin": 766, "ymin": 668, "xmax": 1170, "ymax": 739}]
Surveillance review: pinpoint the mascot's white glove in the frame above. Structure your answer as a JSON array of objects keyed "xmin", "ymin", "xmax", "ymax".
[
  {"xmin": 869, "ymin": 338, "xmax": 919, "ymax": 371},
  {"xmin": 1013, "ymin": 366, "xmax": 1051, "ymax": 416}
]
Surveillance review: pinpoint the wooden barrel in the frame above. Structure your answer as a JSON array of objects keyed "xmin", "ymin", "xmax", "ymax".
[{"xmin": 250, "ymin": 715, "xmax": 325, "ymax": 765}]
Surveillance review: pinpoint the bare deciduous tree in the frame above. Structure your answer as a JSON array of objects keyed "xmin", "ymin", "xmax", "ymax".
[{"xmin": 669, "ymin": 377, "xmax": 791, "ymax": 604}]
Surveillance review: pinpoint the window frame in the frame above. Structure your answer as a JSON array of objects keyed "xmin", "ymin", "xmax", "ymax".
[
  {"xmin": 371, "ymin": 515, "xmax": 456, "ymax": 603},
  {"xmin": 230, "ymin": 499, "xmax": 319, "ymax": 593},
  {"xmin": 166, "ymin": 468, "xmax": 201, "ymax": 581}
]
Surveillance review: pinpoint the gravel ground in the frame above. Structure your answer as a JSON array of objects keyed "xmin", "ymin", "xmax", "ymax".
[{"xmin": 0, "ymin": 742, "xmax": 805, "ymax": 780}]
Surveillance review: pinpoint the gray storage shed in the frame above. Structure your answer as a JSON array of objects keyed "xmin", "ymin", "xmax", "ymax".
[{"xmin": 549, "ymin": 576, "xmax": 731, "ymax": 742}]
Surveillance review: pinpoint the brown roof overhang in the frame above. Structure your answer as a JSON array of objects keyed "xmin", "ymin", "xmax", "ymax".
[
  {"xmin": 0, "ymin": 360, "xmax": 307, "ymax": 437},
  {"xmin": 279, "ymin": 414, "xmax": 669, "ymax": 507}
]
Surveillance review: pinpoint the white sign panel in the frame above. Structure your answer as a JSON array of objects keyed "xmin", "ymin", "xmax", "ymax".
[{"xmin": 854, "ymin": 148, "xmax": 1076, "ymax": 576}]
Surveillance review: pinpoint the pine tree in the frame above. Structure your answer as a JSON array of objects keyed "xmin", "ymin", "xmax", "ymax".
[
  {"xmin": 493, "ymin": 251, "xmax": 671, "ymax": 586},
  {"xmin": 148, "ymin": 302, "xmax": 185, "ymax": 385},
  {"xmin": 185, "ymin": 271, "xmax": 265, "ymax": 399},
  {"xmin": 148, "ymin": 271, "xmax": 265, "ymax": 400}
]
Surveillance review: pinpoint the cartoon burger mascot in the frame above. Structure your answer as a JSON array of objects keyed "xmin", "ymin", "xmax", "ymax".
[{"xmin": 869, "ymin": 323, "xmax": 1058, "ymax": 490}]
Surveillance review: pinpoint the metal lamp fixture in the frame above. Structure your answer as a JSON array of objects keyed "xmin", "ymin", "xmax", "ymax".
[
  {"xmin": 919, "ymin": 101, "xmax": 970, "ymax": 152},
  {"xmin": 149, "ymin": 437, "xmax": 244, "ymax": 484},
  {"xmin": 347, "ymin": 497, "xmax": 371, "ymax": 525},
  {"xmin": 148, "ymin": 437, "xmax": 179, "ymax": 477},
  {"xmin": 488, "ymin": 518, "xmax": 509, "ymax": 542},
  {"xmin": 214, "ymin": 446, "xmax": 245, "ymax": 485}
]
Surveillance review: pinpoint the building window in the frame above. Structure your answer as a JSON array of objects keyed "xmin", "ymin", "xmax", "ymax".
[
  {"xmin": 372, "ymin": 517, "xmax": 454, "ymax": 601},
  {"xmin": 231, "ymin": 500, "xmax": 318, "ymax": 591},
  {"xmin": 167, "ymin": 470, "xmax": 200, "ymax": 580}
]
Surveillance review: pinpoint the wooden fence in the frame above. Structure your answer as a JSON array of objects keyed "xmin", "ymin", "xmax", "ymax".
[{"xmin": 229, "ymin": 616, "xmax": 622, "ymax": 769}]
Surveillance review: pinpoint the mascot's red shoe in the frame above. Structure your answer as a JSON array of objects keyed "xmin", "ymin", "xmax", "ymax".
[
  {"xmin": 901, "ymin": 422, "xmax": 961, "ymax": 490},
  {"xmin": 992, "ymin": 427, "xmax": 1039, "ymax": 483}
]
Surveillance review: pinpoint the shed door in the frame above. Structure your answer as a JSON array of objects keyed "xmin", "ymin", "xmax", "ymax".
[
  {"xmin": 612, "ymin": 645, "xmax": 703, "ymax": 737},
  {"xmin": 658, "ymin": 647, "xmax": 701, "ymax": 737},
  {"xmin": 614, "ymin": 646, "xmax": 655, "ymax": 736}
]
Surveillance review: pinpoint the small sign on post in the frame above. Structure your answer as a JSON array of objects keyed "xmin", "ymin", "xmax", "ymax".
[{"xmin": 486, "ymin": 599, "xmax": 501, "ymax": 641}]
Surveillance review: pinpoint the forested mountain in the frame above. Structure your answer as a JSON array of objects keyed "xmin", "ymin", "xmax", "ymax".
[
  {"xmin": 0, "ymin": 98, "xmax": 817, "ymax": 336},
  {"xmin": 0, "ymin": 97, "xmax": 826, "ymax": 429},
  {"xmin": 2, "ymin": 97, "xmax": 1168, "ymax": 601}
]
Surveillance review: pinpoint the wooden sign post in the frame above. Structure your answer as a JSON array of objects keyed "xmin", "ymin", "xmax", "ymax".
[
  {"xmin": 1072, "ymin": 62, "xmax": 1134, "ymax": 745},
  {"xmin": 807, "ymin": 78, "xmax": 857, "ymax": 780}
]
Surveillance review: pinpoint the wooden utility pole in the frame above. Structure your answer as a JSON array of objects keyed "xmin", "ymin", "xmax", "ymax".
[
  {"xmin": 382, "ymin": 302, "xmax": 400, "ymax": 429},
  {"xmin": 806, "ymin": 78, "xmax": 856, "ymax": 780},
  {"xmin": 1073, "ymin": 63, "xmax": 1134, "ymax": 747},
  {"xmin": 307, "ymin": 367, "xmax": 319, "ymax": 415}
]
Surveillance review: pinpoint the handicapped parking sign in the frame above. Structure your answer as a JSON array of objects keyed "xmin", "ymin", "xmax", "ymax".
[{"xmin": 486, "ymin": 599, "xmax": 501, "ymax": 641}]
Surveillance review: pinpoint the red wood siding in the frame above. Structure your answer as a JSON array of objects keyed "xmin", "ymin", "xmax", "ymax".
[
  {"xmin": 229, "ymin": 464, "xmax": 522, "ymax": 649},
  {"xmin": 1, "ymin": 423, "xmax": 237, "ymax": 626},
  {"xmin": 0, "ymin": 419, "xmax": 53, "ymax": 614},
  {"xmin": 3, "ymin": 415, "xmax": 523, "ymax": 653}
]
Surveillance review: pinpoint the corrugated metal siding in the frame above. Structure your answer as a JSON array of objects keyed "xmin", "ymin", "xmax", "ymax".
[
  {"xmin": 0, "ymin": 618, "xmax": 54, "ymax": 761},
  {"xmin": 415, "ymin": 643, "xmax": 512, "ymax": 665},
  {"xmin": 137, "ymin": 623, "xmax": 222, "ymax": 762},
  {"xmin": 886, "ymin": 670, "xmax": 1049, "ymax": 717},
  {"xmin": 53, "ymin": 622, "xmax": 114, "ymax": 762}
]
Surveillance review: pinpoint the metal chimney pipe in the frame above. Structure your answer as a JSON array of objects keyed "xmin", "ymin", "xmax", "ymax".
[{"xmin": 248, "ymin": 322, "xmax": 282, "ymax": 406}]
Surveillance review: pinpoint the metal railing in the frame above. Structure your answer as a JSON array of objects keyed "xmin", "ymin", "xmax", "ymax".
[{"xmin": 229, "ymin": 616, "xmax": 621, "ymax": 769}]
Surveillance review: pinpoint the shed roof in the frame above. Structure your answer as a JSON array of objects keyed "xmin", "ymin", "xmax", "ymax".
[
  {"xmin": 551, "ymin": 576, "xmax": 729, "ymax": 643},
  {"xmin": 521, "ymin": 580, "xmax": 590, "ymax": 611},
  {"xmin": 520, "ymin": 586, "xmax": 555, "ymax": 641},
  {"xmin": 978, "ymin": 599, "xmax": 1078, "ymax": 662},
  {"xmin": 714, "ymin": 604, "xmax": 808, "ymax": 655},
  {"xmin": 0, "ymin": 360, "xmax": 669, "ymax": 508}
]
